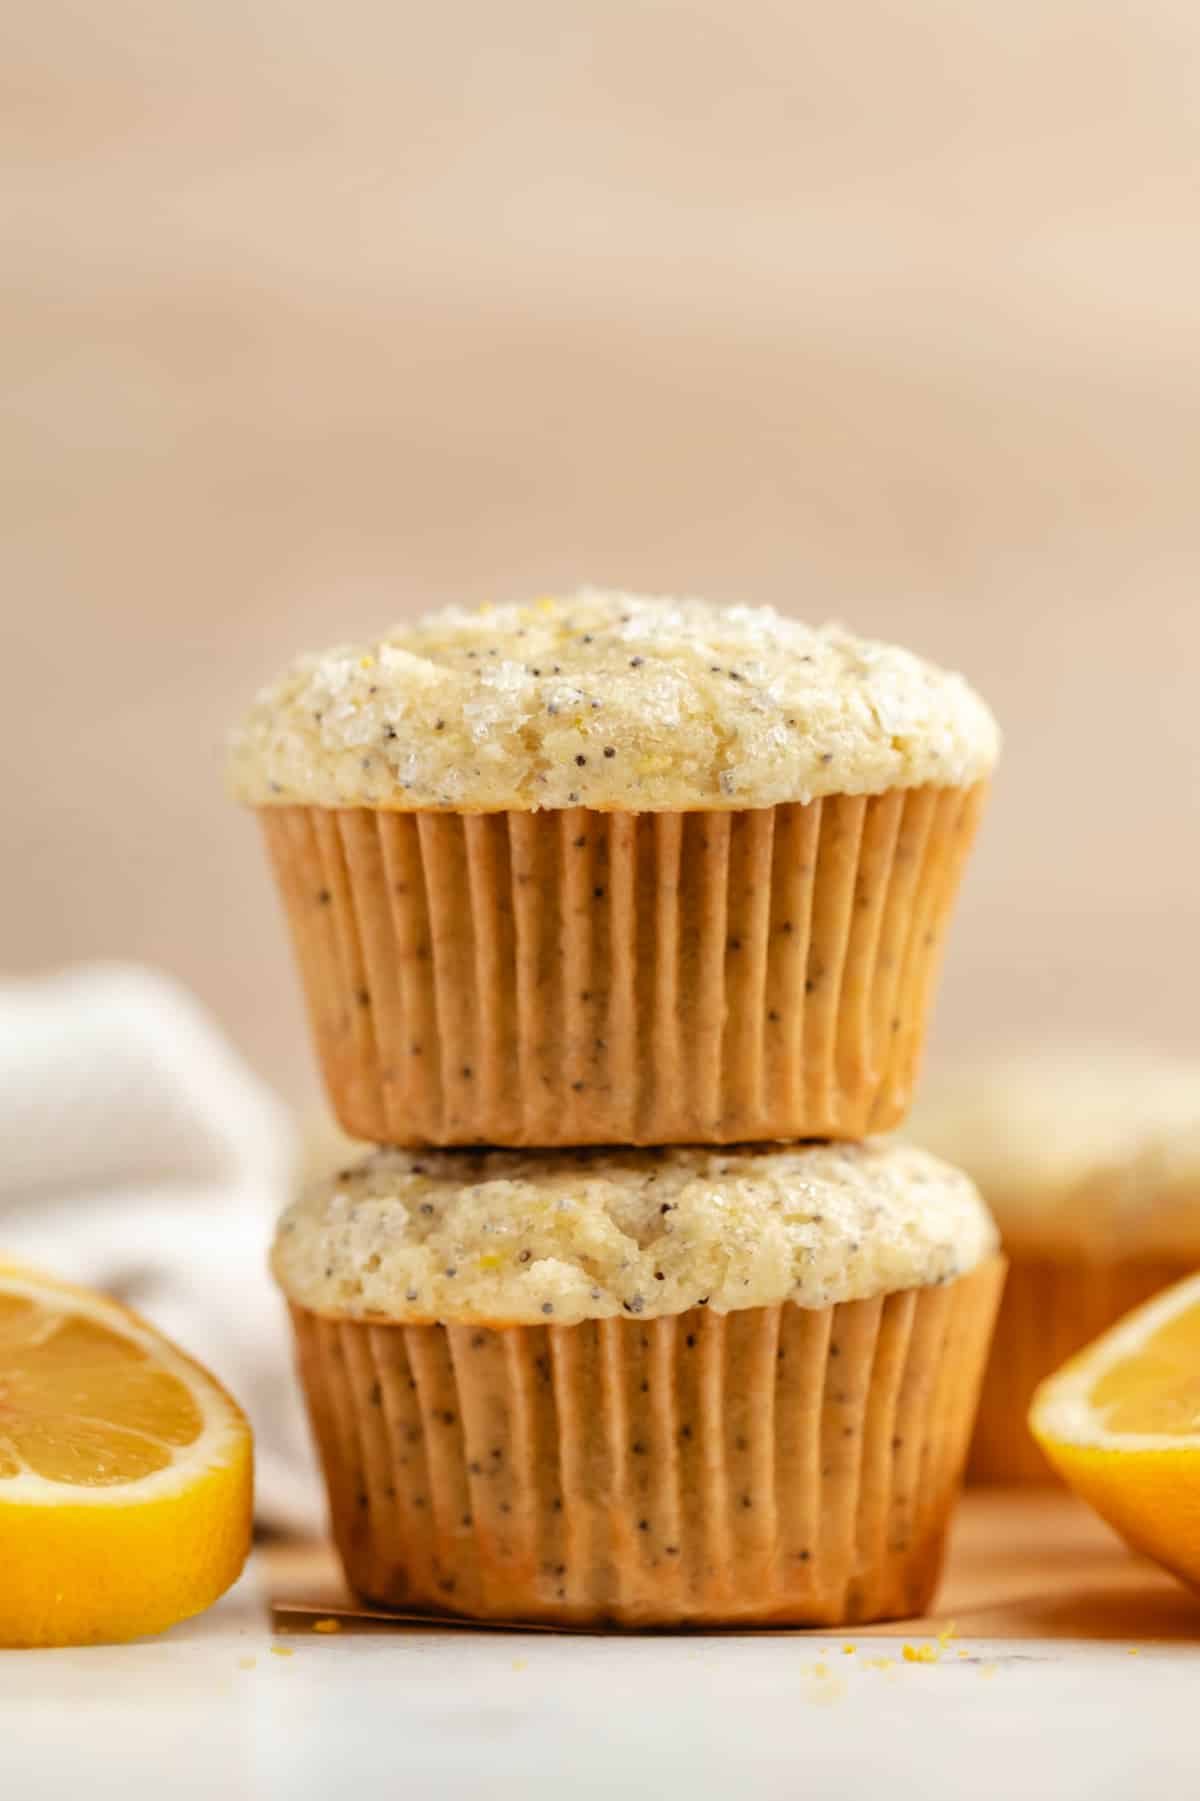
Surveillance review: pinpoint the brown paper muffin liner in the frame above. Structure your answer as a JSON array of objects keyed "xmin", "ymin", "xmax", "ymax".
[
  {"xmin": 288, "ymin": 1255, "xmax": 1003, "ymax": 1628},
  {"xmin": 969, "ymin": 1256, "xmax": 1190, "ymax": 1485},
  {"xmin": 260, "ymin": 784, "xmax": 986, "ymax": 1146}
]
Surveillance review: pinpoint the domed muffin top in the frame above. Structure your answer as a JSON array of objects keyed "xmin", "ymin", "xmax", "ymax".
[
  {"xmin": 272, "ymin": 1139, "xmax": 997, "ymax": 1326},
  {"xmin": 231, "ymin": 590, "xmax": 999, "ymax": 813}
]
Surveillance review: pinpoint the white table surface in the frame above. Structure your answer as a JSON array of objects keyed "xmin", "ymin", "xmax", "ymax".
[{"xmin": 3, "ymin": 1545, "xmax": 1198, "ymax": 1801}]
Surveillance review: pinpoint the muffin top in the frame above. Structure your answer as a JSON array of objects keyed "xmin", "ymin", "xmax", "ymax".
[
  {"xmin": 272, "ymin": 1140, "xmax": 997, "ymax": 1326},
  {"xmin": 909, "ymin": 1048, "xmax": 1200, "ymax": 1259},
  {"xmin": 230, "ymin": 590, "xmax": 999, "ymax": 813}
]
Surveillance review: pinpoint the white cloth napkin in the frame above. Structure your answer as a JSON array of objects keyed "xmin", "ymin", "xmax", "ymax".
[{"xmin": 0, "ymin": 962, "xmax": 322, "ymax": 1531}]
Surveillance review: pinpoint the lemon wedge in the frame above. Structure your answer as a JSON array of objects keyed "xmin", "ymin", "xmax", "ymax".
[
  {"xmin": 0, "ymin": 1263, "xmax": 253, "ymax": 1646},
  {"xmin": 1031, "ymin": 1271, "xmax": 1200, "ymax": 1593}
]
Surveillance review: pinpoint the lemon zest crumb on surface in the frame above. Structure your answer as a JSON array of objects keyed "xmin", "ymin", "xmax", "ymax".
[
  {"xmin": 312, "ymin": 1618, "xmax": 341, "ymax": 1634},
  {"xmin": 843, "ymin": 1644, "xmax": 856, "ymax": 1655},
  {"xmin": 901, "ymin": 1620, "xmax": 957, "ymax": 1665},
  {"xmin": 270, "ymin": 1645, "xmax": 294, "ymax": 1658}
]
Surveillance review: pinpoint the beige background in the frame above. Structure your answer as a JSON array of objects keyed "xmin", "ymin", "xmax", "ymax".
[{"xmin": 4, "ymin": 0, "xmax": 1199, "ymax": 1108}]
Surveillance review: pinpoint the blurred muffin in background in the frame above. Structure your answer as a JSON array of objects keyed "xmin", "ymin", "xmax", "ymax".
[{"xmin": 911, "ymin": 1047, "xmax": 1200, "ymax": 1482}]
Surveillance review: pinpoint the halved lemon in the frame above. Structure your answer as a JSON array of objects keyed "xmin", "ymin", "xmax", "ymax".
[
  {"xmin": 0, "ymin": 1262, "xmax": 253, "ymax": 1646},
  {"xmin": 1031, "ymin": 1271, "xmax": 1200, "ymax": 1593}
]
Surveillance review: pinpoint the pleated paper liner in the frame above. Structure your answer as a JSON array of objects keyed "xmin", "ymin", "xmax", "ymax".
[
  {"xmin": 969, "ymin": 1257, "xmax": 1190, "ymax": 1485},
  {"xmin": 288, "ymin": 1255, "xmax": 1004, "ymax": 1629},
  {"xmin": 260, "ymin": 783, "xmax": 987, "ymax": 1146}
]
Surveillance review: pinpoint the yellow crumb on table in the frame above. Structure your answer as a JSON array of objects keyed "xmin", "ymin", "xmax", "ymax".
[
  {"xmin": 511, "ymin": 1659, "xmax": 528, "ymax": 1672},
  {"xmin": 270, "ymin": 1645, "xmax": 294, "ymax": 1659},
  {"xmin": 902, "ymin": 1620, "xmax": 959, "ymax": 1665},
  {"xmin": 801, "ymin": 1661, "xmax": 846, "ymax": 1705},
  {"xmin": 842, "ymin": 1644, "xmax": 856, "ymax": 1655},
  {"xmin": 1127, "ymin": 1648, "xmax": 1141, "ymax": 1656},
  {"xmin": 864, "ymin": 1656, "xmax": 895, "ymax": 1671},
  {"xmin": 237, "ymin": 1656, "xmax": 256, "ymax": 1670},
  {"xmin": 312, "ymin": 1619, "xmax": 341, "ymax": 1634}
]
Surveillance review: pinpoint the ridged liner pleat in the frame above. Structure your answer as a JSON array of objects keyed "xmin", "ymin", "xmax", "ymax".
[
  {"xmin": 288, "ymin": 1255, "xmax": 1004, "ymax": 1628},
  {"xmin": 969, "ymin": 1257, "xmax": 1189, "ymax": 1485},
  {"xmin": 260, "ymin": 784, "xmax": 987, "ymax": 1147}
]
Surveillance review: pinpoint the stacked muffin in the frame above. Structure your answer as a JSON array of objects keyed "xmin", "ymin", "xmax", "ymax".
[{"xmin": 233, "ymin": 590, "xmax": 1004, "ymax": 1625}]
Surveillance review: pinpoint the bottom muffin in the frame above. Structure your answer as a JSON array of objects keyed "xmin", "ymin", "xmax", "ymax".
[{"xmin": 274, "ymin": 1142, "xmax": 1003, "ymax": 1626}]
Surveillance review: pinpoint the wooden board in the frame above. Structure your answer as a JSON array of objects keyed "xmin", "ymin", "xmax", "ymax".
[{"xmin": 265, "ymin": 1488, "xmax": 1200, "ymax": 1641}]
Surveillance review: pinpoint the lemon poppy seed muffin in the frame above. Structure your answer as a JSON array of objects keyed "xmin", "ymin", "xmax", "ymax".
[
  {"xmin": 911, "ymin": 1047, "xmax": 1200, "ymax": 1482},
  {"xmin": 274, "ymin": 1139, "xmax": 1004, "ymax": 1626},
  {"xmin": 232, "ymin": 591, "xmax": 999, "ymax": 1148}
]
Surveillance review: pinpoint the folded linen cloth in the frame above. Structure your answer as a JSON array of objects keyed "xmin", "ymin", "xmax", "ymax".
[{"xmin": 0, "ymin": 962, "xmax": 321, "ymax": 1531}]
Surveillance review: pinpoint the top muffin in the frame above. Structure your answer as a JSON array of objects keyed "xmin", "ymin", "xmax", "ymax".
[{"xmin": 230, "ymin": 590, "xmax": 999, "ymax": 813}]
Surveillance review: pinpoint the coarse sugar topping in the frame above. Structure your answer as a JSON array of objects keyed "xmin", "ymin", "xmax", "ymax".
[
  {"xmin": 230, "ymin": 590, "xmax": 999, "ymax": 812},
  {"xmin": 271, "ymin": 1140, "xmax": 997, "ymax": 1326}
]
